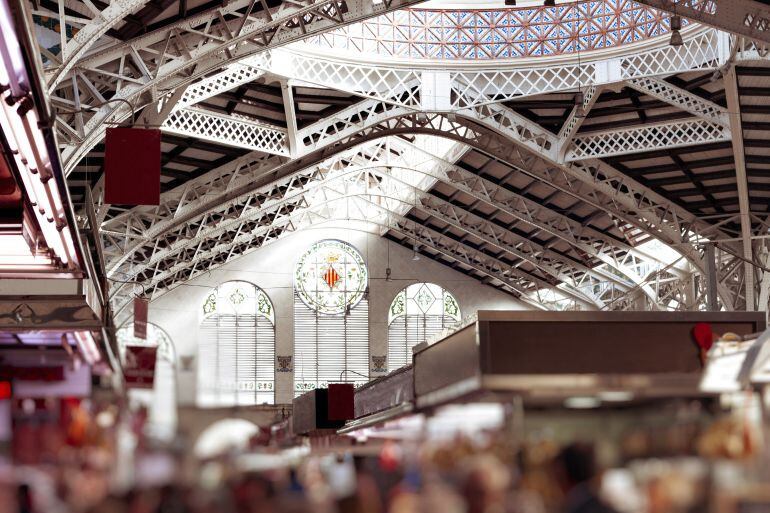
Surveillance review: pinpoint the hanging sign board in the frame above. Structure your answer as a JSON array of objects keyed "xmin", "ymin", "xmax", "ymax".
[
  {"xmin": 0, "ymin": 366, "xmax": 64, "ymax": 382},
  {"xmin": 104, "ymin": 128, "xmax": 161, "ymax": 205},
  {"xmin": 133, "ymin": 297, "xmax": 149, "ymax": 339},
  {"xmin": 11, "ymin": 365, "xmax": 91, "ymax": 399},
  {"xmin": 123, "ymin": 346, "xmax": 157, "ymax": 389},
  {"xmin": 328, "ymin": 383, "xmax": 355, "ymax": 421}
]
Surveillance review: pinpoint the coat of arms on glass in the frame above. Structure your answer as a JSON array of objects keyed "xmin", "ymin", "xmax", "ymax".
[{"xmin": 294, "ymin": 239, "xmax": 368, "ymax": 315}]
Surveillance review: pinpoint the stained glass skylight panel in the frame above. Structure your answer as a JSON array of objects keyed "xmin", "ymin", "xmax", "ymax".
[{"xmin": 301, "ymin": 1, "xmax": 681, "ymax": 61}]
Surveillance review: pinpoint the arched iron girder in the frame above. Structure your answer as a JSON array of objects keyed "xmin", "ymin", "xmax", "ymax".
[
  {"xmin": 110, "ymin": 105, "xmax": 732, "ymax": 304},
  {"xmin": 55, "ymin": 0, "xmax": 426, "ymax": 172},
  {"xmin": 108, "ymin": 164, "xmax": 613, "ymax": 309},
  {"xmin": 61, "ymin": 25, "xmax": 728, "ymax": 174},
  {"xmin": 102, "ymin": 133, "xmax": 656, "ymax": 306},
  {"xmin": 109, "ymin": 193, "xmax": 565, "ymax": 314}
]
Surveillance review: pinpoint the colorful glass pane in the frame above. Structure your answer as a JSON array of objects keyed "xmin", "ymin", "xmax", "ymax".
[
  {"xmin": 390, "ymin": 291, "xmax": 406, "ymax": 319},
  {"xmin": 200, "ymin": 281, "xmax": 275, "ymax": 325},
  {"xmin": 202, "ymin": 293, "xmax": 216, "ymax": 316},
  {"xmin": 229, "ymin": 288, "xmax": 245, "ymax": 305},
  {"xmin": 294, "ymin": 240, "xmax": 368, "ymax": 315},
  {"xmin": 304, "ymin": 1, "xmax": 681, "ymax": 61},
  {"xmin": 414, "ymin": 284, "xmax": 437, "ymax": 313},
  {"xmin": 257, "ymin": 292, "xmax": 272, "ymax": 319},
  {"xmin": 443, "ymin": 291, "xmax": 461, "ymax": 322},
  {"xmin": 387, "ymin": 282, "xmax": 461, "ymax": 324}
]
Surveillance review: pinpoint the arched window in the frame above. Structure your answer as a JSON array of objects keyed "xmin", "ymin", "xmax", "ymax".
[
  {"xmin": 387, "ymin": 283, "xmax": 461, "ymax": 372},
  {"xmin": 294, "ymin": 239, "xmax": 369, "ymax": 395},
  {"xmin": 198, "ymin": 281, "xmax": 275, "ymax": 406},
  {"xmin": 117, "ymin": 322, "xmax": 177, "ymax": 441}
]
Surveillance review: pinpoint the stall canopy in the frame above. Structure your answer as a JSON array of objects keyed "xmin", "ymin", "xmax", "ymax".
[{"xmin": 413, "ymin": 311, "xmax": 766, "ymax": 409}]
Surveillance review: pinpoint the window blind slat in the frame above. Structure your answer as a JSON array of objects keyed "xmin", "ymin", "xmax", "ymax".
[
  {"xmin": 388, "ymin": 314, "xmax": 457, "ymax": 372},
  {"xmin": 294, "ymin": 292, "xmax": 369, "ymax": 396},
  {"xmin": 199, "ymin": 310, "xmax": 275, "ymax": 406}
]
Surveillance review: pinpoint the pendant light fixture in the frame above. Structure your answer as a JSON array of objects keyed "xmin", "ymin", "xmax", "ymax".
[
  {"xmin": 386, "ymin": 241, "xmax": 392, "ymax": 281},
  {"xmin": 669, "ymin": 15, "xmax": 684, "ymax": 47}
]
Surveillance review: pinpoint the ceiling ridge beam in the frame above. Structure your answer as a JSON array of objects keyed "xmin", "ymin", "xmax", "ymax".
[{"xmin": 625, "ymin": 75, "xmax": 730, "ymax": 126}]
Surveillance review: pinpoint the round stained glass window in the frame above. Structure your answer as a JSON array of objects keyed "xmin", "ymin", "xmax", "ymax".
[{"xmin": 294, "ymin": 240, "xmax": 368, "ymax": 315}]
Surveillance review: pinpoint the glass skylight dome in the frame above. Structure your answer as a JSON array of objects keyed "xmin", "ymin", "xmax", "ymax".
[{"xmin": 302, "ymin": 0, "xmax": 689, "ymax": 61}]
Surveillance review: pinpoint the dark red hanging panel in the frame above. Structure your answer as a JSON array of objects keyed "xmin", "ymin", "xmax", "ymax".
[
  {"xmin": 104, "ymin": 128, "xmax": 161, "ymax": 205},
  {"xmin": 327, "ymin": 383, "xmax": 355, "ymax": 421},
  {"xmin": 134, "ymin": 297, "xmax": 149, "ymax": 340}
]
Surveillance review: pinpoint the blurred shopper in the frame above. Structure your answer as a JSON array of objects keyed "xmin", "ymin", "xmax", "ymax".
[
  {"xmin": 155, "ymin": 484, "xmax": 191, "ymax": 513},
  {"xmin": 554, "ymin": 443, "xmax": 618, "ymax": 513},
  {"xmin": 16, "ymin": 484, "xmax": 33, "ymax": 513},
  {"xmin": 461, "ymin": 454, "xmax": 511, "ymax": 513},
  {"xmin": 336, "ymin": 456, "xmax": 383, "ymax": 513}
]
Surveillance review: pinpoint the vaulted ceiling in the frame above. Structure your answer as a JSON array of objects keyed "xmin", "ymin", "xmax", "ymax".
[{"xmin": 25, "ymin": 0, "xmax": 770, "ymax": 320}]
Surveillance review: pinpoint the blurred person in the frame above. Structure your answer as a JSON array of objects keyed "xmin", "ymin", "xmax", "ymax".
[
  {"xmin": 336, "ymin": 457, "xmax": 384, "ymax": 513},
  {"xmin": 554, "ymin": 443, "xmax": 618, "ymax": 513},
  {"xmin": 387, "ymin": 487, "xmax": 419, "ymax": 513},
  {"xmin": 155, "ymin": 485, "xmax": 191, "ymax": 513},
  {"xmin": 86, "ymin": 493, "xmax": 128, "ymax": 513},
  {"xmin": 126, "ymin": 488, "xmax": 159, "ymax": 513},
  {"xmin": 232, "ymin": 473, "xmax": 276, "ymax": 513},
  {"xmin": 273, "ymin": 471, "xmax": 315, "ymax": 513},
  {"xmin": 16, "ymin": 484, "xmax": 33, "ymax": 513},
  {"xmin": 503, "ymin": 457, "xmax": 546, "ymax": 513},
  {"xmin": 66, "ymin": 462, "xmax": 111, "ymax": 512},
  {"xmin": 387, "ymin": 457, "xmax": 422, "ymax": 513},
  {"xmin": 421, "ymin": 474, "xmax": 465, "ymax": 513},
  {"xmin": 301, "ymin": 458, "xmax": 341, "ymax": 513},
  {"xmin": 387, "ymin": 473, "xmax": 464, "ymax": 513},
  {"xmin": 461, "ymin": 454, "xmax": 511, "ymax": 513},
  {"xmin": 353, "ymin": 457, "xmax": 383, "ymax": 513}
]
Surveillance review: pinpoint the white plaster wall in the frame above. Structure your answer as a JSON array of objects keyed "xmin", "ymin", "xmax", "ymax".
[{"xmin": 147, "ymin": 226, "xmax": 530, "ymax": 405}]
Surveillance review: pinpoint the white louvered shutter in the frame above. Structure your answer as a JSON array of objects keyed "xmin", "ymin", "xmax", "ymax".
[
  {"xmin": 198, "ymin": 282, "xmax": 275, "ymax": 407},
  {"xmin": 294, "ymin": 292, "xmax": 369, "ymax": 396},
  {"xmin": 387, "ymin": 283, "xmax": 461, "ymax": 372}
]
